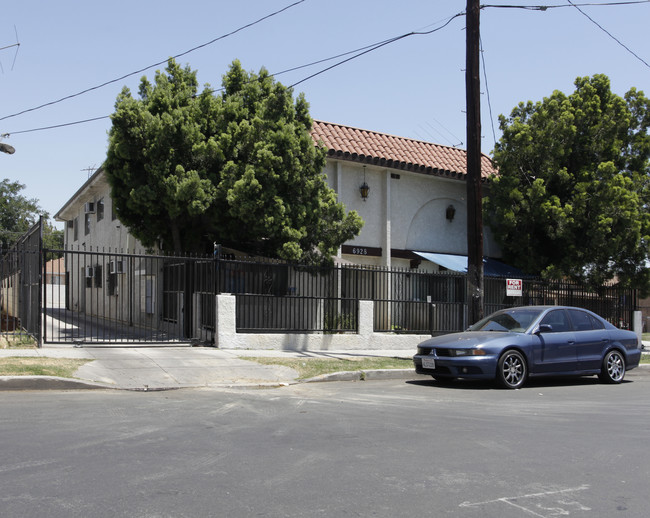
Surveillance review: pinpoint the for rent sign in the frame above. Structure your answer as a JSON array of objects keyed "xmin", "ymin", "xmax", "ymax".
[{"xmin": 506, "ymin": 278, "xmax": 523, "ymax": 297}]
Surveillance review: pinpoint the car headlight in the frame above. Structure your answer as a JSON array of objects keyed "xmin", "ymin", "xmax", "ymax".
[{"xmin": 449, "ymin": 348, "xmax": 487, "ymax": 357}]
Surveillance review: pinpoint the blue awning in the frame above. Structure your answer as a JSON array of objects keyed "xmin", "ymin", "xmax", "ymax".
[{"xmin": 413, "ymin": 252, "xmax": 525, "ymax": 278}]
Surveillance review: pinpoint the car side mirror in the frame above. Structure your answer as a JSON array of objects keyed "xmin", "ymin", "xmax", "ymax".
[{"xmin": 536, "ymin": 324, "xmax": 553, "ymax": 334}]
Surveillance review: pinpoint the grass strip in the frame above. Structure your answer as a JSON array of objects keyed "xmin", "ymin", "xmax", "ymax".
[
  {"xmin": 246, "ymin": 356, "xmax": 413, "ymax": 380},
  {"xmin": 0, "ymin": 358, "xmax": 91, "ymax": 378}
]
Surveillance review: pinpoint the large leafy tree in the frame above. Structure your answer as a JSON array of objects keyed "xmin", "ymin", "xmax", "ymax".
[
  {"xmin": 486, "ymin": 74, "xmax": 650, "ymax": 291},
  {"xmin": 0, "ymin": 179, "xmax": 44, "ymax": 249},
  {"xmin": 105, "ymin": 59, "xmax": 362, "ymax": 263}
]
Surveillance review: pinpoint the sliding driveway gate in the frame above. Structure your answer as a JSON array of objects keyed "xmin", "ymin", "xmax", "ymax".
[{"xmin": 42, "ymin": 248, "xmax": 215, "ymax": 345}]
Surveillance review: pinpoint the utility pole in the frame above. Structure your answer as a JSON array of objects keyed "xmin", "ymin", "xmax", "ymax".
[{"xmin": 466, "ymin": 0, "xmax": 484, "ymax": 325}]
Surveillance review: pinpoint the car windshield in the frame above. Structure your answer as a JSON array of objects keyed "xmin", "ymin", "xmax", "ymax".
[{"xmin": 469, "ymin": 308, "xmax": 544, "ymax": 333}]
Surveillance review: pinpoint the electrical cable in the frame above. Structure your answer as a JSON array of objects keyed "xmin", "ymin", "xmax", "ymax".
[
  {"xmin": 4, "ymin": 12, "xmax": 466, "ymax": 136},
  {"xmin": 482, "ymin": 1, "xmax": 650, "ymax": 9},
  {"xmin": 4, "ymin": 2, "xmax": 648, "ymax": 136},
  {"xmin": 0, "ymin": 0, "xmax": 307, "ymax": 122},
  {"xmin": 566, "ymin": 0, "xmax": 650, "ymax": 68},
  {"xmin": 480, "ymin": 36, "xmax": 498, "ymax": 147},
  {"xmin": 289, "ymin": 12, "xmax": 465, "ymax": 88}
]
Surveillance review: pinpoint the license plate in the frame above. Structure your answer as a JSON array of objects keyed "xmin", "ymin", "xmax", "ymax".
[{"xmin": 421, "ymin": 357, "xmax": 436, "ymax": 370}]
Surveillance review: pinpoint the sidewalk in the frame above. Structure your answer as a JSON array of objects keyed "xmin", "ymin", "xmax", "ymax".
[{"xmin": 0, "ymin": 346, "xmax": 418, "ymax": 391}]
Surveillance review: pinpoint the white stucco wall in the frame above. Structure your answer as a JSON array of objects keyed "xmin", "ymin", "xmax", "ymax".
[
  {"xmin": 215, "ymin": 295, "xmax": 428, "ymax": 351},
  {"xmin": 324, "ymin": 159, "xmax": 502, "ymax": 264}
]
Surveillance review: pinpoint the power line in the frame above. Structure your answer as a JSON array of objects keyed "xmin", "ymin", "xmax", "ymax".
[
  {"xmin": 4, "ymin": 12, "xmax": 467, "ymax": 137},
  {"xmin": 0, "ymin": 0, "xmax": 307, "ymax": 122},
  {"xmin": 566, "ymin": 0, "xmax": 650, "ymax": 68},
  {"xmin": 482, "ymin": 1, "xmax": 650, "ymax": 9},
  {"xmin": 4, "ymin": 1, "xmax": 648, "ymax": 137},
  {"xmin": 480, "ymin": 36, "xmax": 498, "ymax": 147},
  {"xmin": 289, "ymin": 12, "xmax": 465, "ymax": 88}
]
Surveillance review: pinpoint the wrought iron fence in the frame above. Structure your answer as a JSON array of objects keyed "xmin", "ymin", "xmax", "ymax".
[
  {"xmin": 0, "ymin": 219, "xmax": 42, "ymax": 344},
  {"xmin": 2, "ymin": 219, "xmax": 640, "ymax": 345},
  {"xmin": 218, "ymin": 257, "xmax": 637, "ymax": 334}
]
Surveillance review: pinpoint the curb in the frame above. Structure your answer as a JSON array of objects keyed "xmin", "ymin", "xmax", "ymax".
[
  {"xmin": 0, "ymin": 376, "xmax": 114, "ymax": 391},
  {"xmin": 302, "ymin": 368, "xmax": 420, "ymax": 383}
]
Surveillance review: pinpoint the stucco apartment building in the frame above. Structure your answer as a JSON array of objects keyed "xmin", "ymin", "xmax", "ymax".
[{"xmin": 55, "ymin": 120, "xmax": 501, "ymax": 270}]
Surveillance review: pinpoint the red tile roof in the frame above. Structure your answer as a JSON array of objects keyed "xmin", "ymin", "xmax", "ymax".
[{"xmin": 310, "ymin": 120, "xmax": 496, "ymax": 180}]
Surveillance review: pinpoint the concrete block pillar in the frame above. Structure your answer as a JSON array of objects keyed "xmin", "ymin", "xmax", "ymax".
[
  {"xmin": 215, "ymin": 294, "xmax": 237, "ymax": 348},
  {"xmin": 358, "ymin": 300, "xmax": 374, "ymax": 338}
]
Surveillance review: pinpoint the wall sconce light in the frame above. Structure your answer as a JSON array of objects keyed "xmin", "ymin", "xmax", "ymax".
[
  {"xmin": 360, "ymin": 165, "xmax": 369, "ymax": 201},
  {"xmin": 446, "ymin": 204, "xmax": 456, "ymax": 221}
]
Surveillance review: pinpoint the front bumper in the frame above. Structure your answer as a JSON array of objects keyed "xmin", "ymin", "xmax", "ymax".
[{"xmin": 413, "ymin": 354, "xmax": 497, "ymax": 379}]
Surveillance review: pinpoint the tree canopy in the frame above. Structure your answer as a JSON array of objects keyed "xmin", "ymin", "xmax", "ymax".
[
  {"xmin": 105, "ymin": 59, "xmax": 362, "ymax": 263},
  {"xmin": 0, "ymin": 178, "xmax": 44, "ymax": 249},
  {"xmin": 486, "ymin": 74, "xmax": 650, "ymax": 291}
]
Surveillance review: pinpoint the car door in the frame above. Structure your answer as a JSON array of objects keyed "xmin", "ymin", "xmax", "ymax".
[
  {"xmin": 567, "ymin": 309, "xmax": 609, "ymax": 371},
  {"xmin": 532, "ymin": 309, "xmax": 578, "ymax": 373}
]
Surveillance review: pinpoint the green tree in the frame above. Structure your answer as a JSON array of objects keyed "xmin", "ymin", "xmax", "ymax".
[
  {"xmin": 42, "ymin": 220, "xmax": 64, "ymax": 260},
  {"xmin": 486, "ymin": 75, "xmax": 650, "ymax": 291},
  {"xmin": 105, "ymin": 59, "xmax": 362, "ymax": 263},
  {"xmin": 0, "ymin": 179, "xmax": 44, "ymax": 249}
]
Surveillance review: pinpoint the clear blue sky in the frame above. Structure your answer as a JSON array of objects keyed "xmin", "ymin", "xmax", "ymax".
[{"xmin": 1, "ymin": 0, "xmax": 649, "ymax": 225}]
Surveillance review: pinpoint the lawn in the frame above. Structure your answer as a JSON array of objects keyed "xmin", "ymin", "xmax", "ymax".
[
  {"xmin": 0, "ymin": 358, "xmax": 90, "ymax": 377},
  {"xmin": 247, "ymin": 356, "xmax": 413, "ymax": 380}
]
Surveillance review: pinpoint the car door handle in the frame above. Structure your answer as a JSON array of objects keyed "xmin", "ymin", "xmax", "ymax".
[{"xmin": 568, "ymin": 340, "xmax": 575, "ymax": 344}]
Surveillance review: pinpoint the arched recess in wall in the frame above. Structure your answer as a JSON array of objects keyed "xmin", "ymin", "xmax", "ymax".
[{"xmin": 405, "ymin": 198, "xmax": 467, "ymax": 254}]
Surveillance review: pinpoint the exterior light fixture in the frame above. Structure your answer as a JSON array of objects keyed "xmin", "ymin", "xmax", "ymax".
[
  {"xmin": 360, "ymin": 165, "xmax": 369, "ymax": 201},
  {"xmin": 0, "ymin": 142, "xmax": 15, "ymax": 154},
  {"xmin": 446, "ymin": 204, "xmax": 456, "ymax": 221}
]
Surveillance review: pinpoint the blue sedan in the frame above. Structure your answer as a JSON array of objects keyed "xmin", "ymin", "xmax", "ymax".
[{"xmin": 413, "ymin": 306, "xmax": 641, "ymax": 389}]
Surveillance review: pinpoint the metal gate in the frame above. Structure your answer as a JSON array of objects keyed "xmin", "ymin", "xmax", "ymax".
[
  {"xmin": 42, "ymin": 248, "xmax": 206, "ymax": 345},
  {"xmin": 0, "ymin": 220, "xmax": 42, "ymax": 342}
]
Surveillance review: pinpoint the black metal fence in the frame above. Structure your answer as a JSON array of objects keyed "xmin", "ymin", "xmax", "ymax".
[
  {"xmin": 215, "ymin": 257, "xmax": 637, "ymax": 335},
  {"xmin": 42, "ymin": 248, "xmax": 220, "ymax": 344},
  {"xmin": 0, "ymin": 219, "xmax": 42, "ymax": 344},
  {"xmin": 0, "ymin": 222, "xmax": 639, "ymax": 345}
]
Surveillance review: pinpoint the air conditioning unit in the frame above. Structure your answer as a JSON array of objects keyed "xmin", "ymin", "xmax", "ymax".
[
  {"xmin": 109, "ymin": 260, "xmax": 125, "ymax": 274},
  {"xmin": 84, "ymin": 202, "xmax": 95, "ymax": 214},
  {"xmin": 84, "ymin": 266, "xmax": 94, "ymax": 278}
]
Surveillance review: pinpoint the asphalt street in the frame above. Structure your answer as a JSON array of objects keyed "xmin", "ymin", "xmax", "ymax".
[{"xmin": 1, "ymin": 370, "xmax": 649, "ymax": 517}]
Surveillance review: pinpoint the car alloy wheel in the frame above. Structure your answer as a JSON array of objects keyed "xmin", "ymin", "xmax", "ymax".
[
  {"xmin": 599, "ymin": 350, "xmax": 625, "ymax": 384},
  {"xmin": 497, "ymin": 350, "xmax": 527, "ymax": 389}
]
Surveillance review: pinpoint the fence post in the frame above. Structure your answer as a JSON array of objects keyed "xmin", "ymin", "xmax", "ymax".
[
  {"xmin": 215, "ymin": 294, "xmax": 237, "ymax": 348},
  {"xmin": 358, "ymin": 299, "xmax": 374, "ymax": 337}
]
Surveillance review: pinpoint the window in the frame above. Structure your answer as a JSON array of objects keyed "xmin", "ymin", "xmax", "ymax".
[
  {"xmin": 84, "ymin": 213, "xmax": 91, "ymax": 236},
  {"xmin": 73, "ymin": 217, "xmax": 78, "ymax": 241},
  {"xmin": 94, "ymin": 265, "xmax": 102, "ymax": 288},
  {"xmin": 568, "ymin": 309, "xmax": 593, "ymax": 331},
  {"xmin": 540, "ymin": 310, "xmax": 571, "ymax": 333},
  {"xmin": 97, "ymin": 198, "xmax": 104, "ymax": 221}
]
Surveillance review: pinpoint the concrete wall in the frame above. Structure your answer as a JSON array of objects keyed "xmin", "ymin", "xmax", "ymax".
[{"xmin": 214, "ymin": 294, "xmax": 428, "ymax": 351}]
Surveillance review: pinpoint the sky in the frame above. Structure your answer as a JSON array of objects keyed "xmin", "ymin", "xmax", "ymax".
[{"xmin": 1, "ymin": 0, "xmax": 649, "ymax": 227}]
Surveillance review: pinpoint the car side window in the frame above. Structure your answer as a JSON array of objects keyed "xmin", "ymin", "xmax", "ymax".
[
  {"xmin": 540, "ymin": 310, "xmax": 571, "ymax": 333},
  {"xmin": 589, "ymin": 314, "xmax": 605, "ymax": 330},
  {"xmin": 568, "ymin": 309, "xmax": 594, "ymax": 332}
]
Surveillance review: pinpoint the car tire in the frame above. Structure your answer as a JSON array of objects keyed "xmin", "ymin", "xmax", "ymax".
[
  {"xmin": 496, "ymin": 350, "xmax": 527, "ymax": 389},
  {"xmin": 598, "ymin": 350, "xmax": 626, "ymax": 384}
]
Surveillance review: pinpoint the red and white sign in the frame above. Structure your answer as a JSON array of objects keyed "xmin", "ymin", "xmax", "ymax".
[{"xmin": 506, "ymin": 278, "xmax": 523, "ymax": 297}]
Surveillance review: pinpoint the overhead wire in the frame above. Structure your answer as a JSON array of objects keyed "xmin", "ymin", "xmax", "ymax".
[
  {"xmin": 566, "ymin": 0, "xmax": 650, "ymax": 68},
  {"xmin": 0, "ymin": 0, "xmax": 307, "ymax": 122},
  {"xmin": 4, "ymin": 11, "xmax": 467, "ymax": 136},
  {"xmin": 3, "ymin": 1, "xmax": 648, "ymax": 137}
]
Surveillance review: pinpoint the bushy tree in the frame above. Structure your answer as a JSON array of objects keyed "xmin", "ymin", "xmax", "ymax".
[
  {"xmin": 486, "ymin": 75, "xmax": 650, "ymax": 291},
  {"xmin": 0, "ymin": 179, "xmax": 44, "ymax": 249},
  {"xmin": 105, "ymin": 59, "xmax": 362, "ymax": 263}
]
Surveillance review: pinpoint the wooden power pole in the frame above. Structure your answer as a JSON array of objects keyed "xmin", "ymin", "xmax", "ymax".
[{"xmin": 466, "ymin": 0, "xmax": 484, "ymax": 325}]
